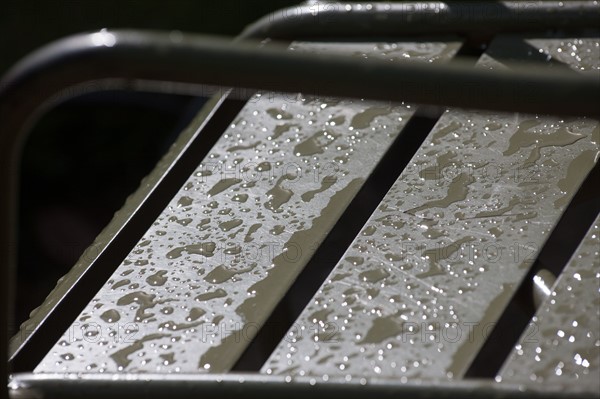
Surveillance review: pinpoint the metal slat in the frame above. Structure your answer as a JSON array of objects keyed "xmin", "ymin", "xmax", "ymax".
[
  {"xmin": 498, "ymin": 213, "xmax": 600, "ymax": 393},
  {"xmin": 262, "ymin": 35, "xmax": 599, "ymax": 380},
  {"xmin": 32, "ymin": 40, "xmax": 462, "ymax": 374}
]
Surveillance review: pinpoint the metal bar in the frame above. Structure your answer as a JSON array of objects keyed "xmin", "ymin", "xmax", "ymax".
[
  {"xmin": 1, "ymin": 31, "xmax": 599, "ymax": 120},
  {"xmin": 31, "ymin": 40, "xmax": 462, "ymax": 375},
  {"xmin": 243, "ymin": 1, "xmax": 600, "ymax": 39},
  {"xmin": 498, "ymin": 213, "xmax": 600, "ymax": 392},
  {"xmin": 262, "ymin": 35, "xmax": 599, "ymax": 382},
  {"xmin": 8, "ymin": 373, "xmax": 599, "ymax": 399}
]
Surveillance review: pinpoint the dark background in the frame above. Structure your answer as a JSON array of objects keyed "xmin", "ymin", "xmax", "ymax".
[{"xmin": 2, "ymin": 0, "xmax": 297, "ymax": 334}]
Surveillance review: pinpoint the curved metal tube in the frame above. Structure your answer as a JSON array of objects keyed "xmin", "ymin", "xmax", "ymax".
[
  {"xmin": 243, "ymin": 1, "xmax": 600, "ymax": 39},
  {"xmin": 2, "ymin": 1, "xmax": 600, "ymax": 394},
  {"xmin": 3, "ymin": 30, "xmax": 599, "ymax": 119}
]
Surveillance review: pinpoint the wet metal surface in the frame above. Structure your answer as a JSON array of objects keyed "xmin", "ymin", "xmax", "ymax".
[
  {"xmin": 262, "ymin": 36, "xmax": 599, "ymax": 380},
  {"xmin": 33, "ymin": 40, "xmax": 461, "ymax": 374},
  {"xmin": 498, "ymin": 214, "xmax": 600, "ymax": 393}
]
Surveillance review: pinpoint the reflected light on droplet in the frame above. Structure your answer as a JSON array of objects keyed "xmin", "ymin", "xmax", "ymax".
[{"xmin": 91, "ymin": 29, "xmax": 116, "ymax": 47}]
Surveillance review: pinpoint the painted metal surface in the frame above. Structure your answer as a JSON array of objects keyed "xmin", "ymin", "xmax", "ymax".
[
  {"xmin": 3, "ymin": 4, "xmax": 600, "ymax": 384},
  {"xmin": 498, "ymin": 214, "xmax": 599, "ymax": 393},
  {"xmin": 33, "ymin": 40, "xmax": 461, "ymax": 374},
  {"xmin": 262, "ymin": 36, "xmax": 599, "ymax": 380}
]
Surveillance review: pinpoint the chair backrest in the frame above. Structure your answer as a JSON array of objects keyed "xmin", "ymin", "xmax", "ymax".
[{"xmin": 3, "ymin": 2, "xmax": 599, "ymax": 398}]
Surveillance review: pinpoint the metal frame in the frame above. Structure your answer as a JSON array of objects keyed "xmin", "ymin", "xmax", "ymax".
[{"xmin": 1, "ymin": 2, "xmax": 599, "ymax": 398}]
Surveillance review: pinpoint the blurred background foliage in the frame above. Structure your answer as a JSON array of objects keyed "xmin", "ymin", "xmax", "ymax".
[{"xmin": 2, "ymin": 0, "xmax": 297, "ymax": 333}]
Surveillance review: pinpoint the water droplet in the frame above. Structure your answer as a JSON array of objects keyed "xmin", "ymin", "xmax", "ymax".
[{"xmin": 100, "ymin": 309, "xmax": 121, "ymax": 323}]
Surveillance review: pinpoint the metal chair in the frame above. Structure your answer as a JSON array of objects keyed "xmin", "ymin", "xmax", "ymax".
[{"xmin": 1, "ymin": 2, "xmax": 599, "ymax": 398}]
